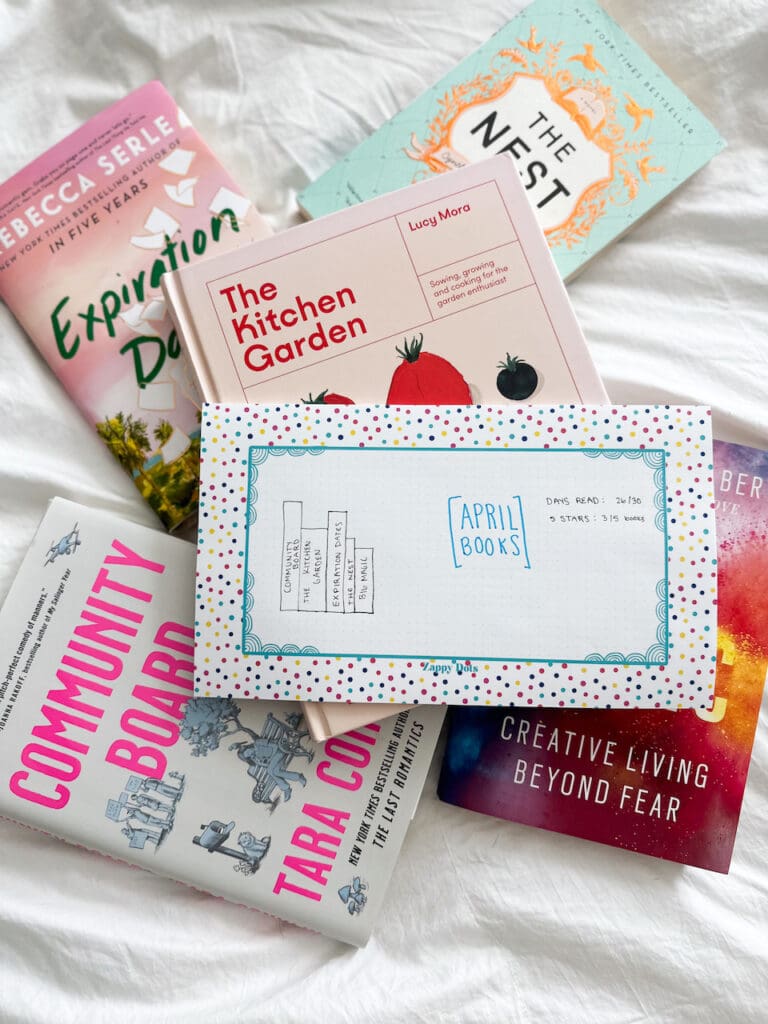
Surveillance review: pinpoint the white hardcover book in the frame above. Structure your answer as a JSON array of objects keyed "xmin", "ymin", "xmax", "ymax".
[{"xmin": 0, "ymin": 499, "xmax": 444, "ymax": 946}]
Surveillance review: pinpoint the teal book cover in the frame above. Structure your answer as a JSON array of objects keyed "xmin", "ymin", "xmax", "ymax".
[{"xmin": 298, "ymin": 0, "xmax": 725, "ymax": 280}]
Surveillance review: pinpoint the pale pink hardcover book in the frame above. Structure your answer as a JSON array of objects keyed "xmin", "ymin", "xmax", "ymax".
[
  {"xmin": 162, "ymin": 154, "xmax": 606, "ymax": 410},
  {"xmin": 301, "ymin": 702, "xmax": 410, "ymax": 742},
  {"xmin": 162, "ymin": 153, "xmax": 607, "ymax": 740},
  {"xmin": 0, "ymin": 81, "xmax": 271, "ymax": 532}
]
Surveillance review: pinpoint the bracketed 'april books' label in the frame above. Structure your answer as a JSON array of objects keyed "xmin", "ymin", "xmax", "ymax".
[
  {"xmin": 196, "ymin": 402, "xmax": 717, "ymax": 711},
  {"xmin": 0, "ymin": 82, "xmax": 271, "ymax": 531},
  {"xmin": 0, "ymin": 499, "xmax": 443, "ymax": 945},
  {"xmin": 297, "ymin": 0, "xmax": 724, "ymax": 280},
  {"xmin": 438, "ymin": 440, "xmax": 768, "ymax": 872}
]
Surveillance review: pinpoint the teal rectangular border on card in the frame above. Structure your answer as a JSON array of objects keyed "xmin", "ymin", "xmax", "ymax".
[{"xmin": 241, "ymin": 445, "xmax": 669, "ymax": 667}]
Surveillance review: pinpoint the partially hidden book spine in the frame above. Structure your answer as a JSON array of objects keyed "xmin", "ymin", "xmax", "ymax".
[
  {"xmin": 300, "ymin": 704, "xmax": 333, "ymax": 742},
  {"xmin": 160, "ymin": 267, "xmax": 221, "ymax": 403},
  {"xmin": 302, "ymin": 702, "xmax": 414, "ymax": 744}
]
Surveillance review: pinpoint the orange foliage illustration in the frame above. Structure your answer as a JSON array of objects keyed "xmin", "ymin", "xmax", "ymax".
[{"xmin": 404, "ymin": 38, "xmax": 663, "ymax": 249}]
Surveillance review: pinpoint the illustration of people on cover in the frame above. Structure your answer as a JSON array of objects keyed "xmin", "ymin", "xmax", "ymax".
[
  {"xmin": 180, "ymin": 699, "xmax": 314, "ymax": 811},
  {"xmin": 105, "ymin": 771, "xmax": 186, "ymax": 851},
  {"xmin": 193, "ymin": 819, "xmax": 271, "ymax": 875}
]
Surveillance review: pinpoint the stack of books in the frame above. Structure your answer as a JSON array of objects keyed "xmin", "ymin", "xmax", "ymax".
[{"xmin": 0, "ymin": 0, "xmax": 763, "ymax": 946}]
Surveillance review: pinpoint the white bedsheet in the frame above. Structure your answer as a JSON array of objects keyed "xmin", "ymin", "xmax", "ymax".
[{"xmin": 1, "ymin": 1, "xmax": 766, "ymax": 1021}]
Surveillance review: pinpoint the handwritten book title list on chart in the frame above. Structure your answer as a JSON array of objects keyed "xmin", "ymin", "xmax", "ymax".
[
  {"xmin": 280, "ymin": 502, "xmax": 374, "ymax": 615},
  {"xmin": 248, "ymin": 446, "xmax": 667, "ymax": 665}
]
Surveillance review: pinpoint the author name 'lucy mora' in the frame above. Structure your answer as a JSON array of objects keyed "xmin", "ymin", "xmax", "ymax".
[{"xmin": 406, "ymin": 203, "xmax": 471, "ymax": 232}]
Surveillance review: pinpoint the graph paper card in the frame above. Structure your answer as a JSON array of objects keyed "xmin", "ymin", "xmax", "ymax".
[{"xmin": 196, "ymin": 403, "xmax": 716, "ymax": 710}]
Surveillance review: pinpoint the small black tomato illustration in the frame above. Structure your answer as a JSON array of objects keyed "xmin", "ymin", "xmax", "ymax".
[{"xmin": 496, "ymin": 354, "xmax": 539, "ymax": 400}]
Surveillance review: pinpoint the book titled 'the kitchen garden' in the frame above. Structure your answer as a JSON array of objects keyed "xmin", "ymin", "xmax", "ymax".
[
  {"xmin": 0, "ymin": 82, "xmax": 271, "ymax": 531},
  {"xmin": 162, "ymin": 153, "xmax": 608, "ymax": 742},
  {"xmin": 439, "ymin": 440, "xmax": 768, "ymax": 873},
  {"xmin": 298, "ymin": 0, "xmax": 725, "ymax": 280},
  {"xmin": 162, "ymin": 154, "xmax": 607, "ymax": 410},
  {"xmin": 0, "ymin": 499, "xmax": 443, "ymax": 945}
]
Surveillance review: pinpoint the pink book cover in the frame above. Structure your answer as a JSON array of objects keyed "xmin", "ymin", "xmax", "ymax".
[
  {"xmin": 161, "ymin": 154, "xmax": 608, "ymax": 739},
  {"xmin": 0, "ymin": 81, "xmax": 270, "ymax": 531},
  {"xmin": 161, "ymin": 154, "xmax": 607, "ymax": 410},
  {"xmin": 438, "ymin": 439, "xmax": 768, "ymax": 872}
]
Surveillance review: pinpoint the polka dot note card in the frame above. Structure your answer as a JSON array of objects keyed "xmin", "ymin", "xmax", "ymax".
[{"xmin": 197, "ymin": 403, "xmax": 716, "ymax": 710}]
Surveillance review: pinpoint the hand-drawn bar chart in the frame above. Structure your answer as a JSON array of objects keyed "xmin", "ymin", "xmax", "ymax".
[{"xmin": 280, "ymin": 500, "xmax": 374, "ymax": 614}]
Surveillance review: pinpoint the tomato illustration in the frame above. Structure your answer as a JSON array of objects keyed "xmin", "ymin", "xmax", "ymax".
[
  {"xmin": 386, "ymin": 334, "xmax": 472, "ymax": 404},
  {"xmin": 496, "ymin": 355, "xmax": 539, "ymax": 400},
  {"xmin": 302, "ymin": 390, "xmax": 355, "ymax": 404}
]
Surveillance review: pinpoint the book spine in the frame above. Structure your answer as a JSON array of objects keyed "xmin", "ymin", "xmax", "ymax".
[
  {"xmin": 299, "ymin": 527, "xmax": 327, "ymax": 612},
  {"xmin": 326, "ymin": 511, "xmax": 347, "ymax": 614},
  {"xmin": 161, "ymin": 270, "xmax": 219, "ymax": 402},
  {"xmin": 354, "ymin": 547, "xmax": 374, "ymax": 614},
  {"xmin": 306, "ymin": 701, "xmax": 416, "ymax": 742},
  {"xmin": 299, "ymin": 703, "xmax": 333, "ymax": 743},
  {"xmin": 280, "ymin": 502, "xmax": 303, "ymax": 611}
]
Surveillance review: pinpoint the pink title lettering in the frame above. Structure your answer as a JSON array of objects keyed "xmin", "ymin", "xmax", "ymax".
[
  {"xmin": 8, "ymin": 539, "xmax": 165, "ymax": 809},
  {"xmin": 272, "ymin": 722, "xmax": 380, "ymax": 902}
]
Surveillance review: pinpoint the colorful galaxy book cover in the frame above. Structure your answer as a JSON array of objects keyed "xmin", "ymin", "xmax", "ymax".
[
  {"xmin": 438, "ymin": 440, "xmax": 767, "ymax": 872},
  {"xmin": 0, "ymin": 498, "xmax": 443, "ymax": 944},
  {"xmin": 0, "ymin": 82, "xmax": 270, "ymax": 531},
  {"xmin": 297, "ymin": 0, "xmax": 724, "ymax": 280}
]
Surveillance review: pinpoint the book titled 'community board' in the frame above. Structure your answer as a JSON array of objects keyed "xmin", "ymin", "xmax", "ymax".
[
  {"xmin": 0, "ymin": 82, "xmax": 271, "ymax": 531},
  {"xmin": 298, "ymin": 0, "xmax": 724, "ymax": 280},
  {"xmin": 438, "ymin": 440, "xmax": 767, "ymax": 872},
  {"xmin": 0, "ymin": 498, "xmax": 443, "ymax": 944}
]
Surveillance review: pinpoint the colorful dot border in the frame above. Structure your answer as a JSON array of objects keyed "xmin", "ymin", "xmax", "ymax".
[{"xmin": 195, "ymin": 403, "xmax": 717, "ymax": 711}]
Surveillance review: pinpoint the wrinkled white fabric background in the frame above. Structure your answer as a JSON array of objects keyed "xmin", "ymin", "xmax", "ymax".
[{"xmin": 1, "ymin": 1, "xmax": 767, "ymax": 1022}]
